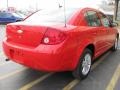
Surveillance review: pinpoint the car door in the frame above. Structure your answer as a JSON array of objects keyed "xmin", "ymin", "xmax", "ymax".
[
  {"xmin": 84, "ymin": 10, "xmax": 107, "ymax": 55},
  {"xmin": 98, "ymin": 12, "xmax": 115, "ymax": 48}
]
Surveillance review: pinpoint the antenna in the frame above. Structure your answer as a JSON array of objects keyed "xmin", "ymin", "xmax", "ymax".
[{"xmin": 63, "ymin": 0, "xmax": 67, "ymax": 27}]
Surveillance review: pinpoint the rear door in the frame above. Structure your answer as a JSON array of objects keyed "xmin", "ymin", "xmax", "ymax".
[
  {"xmin": 98, "ymin": 12, "xmax": 115, "ymax": 48},
  {"xmin": 84, "ymin": 10, "xmax": 107, "ymax": 55}
]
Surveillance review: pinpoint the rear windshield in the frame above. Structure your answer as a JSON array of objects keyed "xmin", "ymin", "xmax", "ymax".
[{"xmin": 25, "ymin": 8, "xmax": 77, "ymax": 23}]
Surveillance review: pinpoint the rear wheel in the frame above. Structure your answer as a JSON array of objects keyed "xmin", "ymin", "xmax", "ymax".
[
  {"xmin": 72, "ymin": 49, "xmax": 92, "ymax": 79},
  {"xmin": 111, "ymin": 38, "xmax": 118, "ymax": 51}
]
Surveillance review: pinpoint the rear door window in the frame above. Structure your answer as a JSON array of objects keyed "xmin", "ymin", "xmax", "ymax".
[{"xmin": 85, "ymin": 11, "xmax": 101, "ymax": 27}]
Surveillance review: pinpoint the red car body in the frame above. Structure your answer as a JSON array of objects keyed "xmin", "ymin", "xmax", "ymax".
[{"xmin": 3, "ymin": 8, "xmax": 119, "ymax": 72}]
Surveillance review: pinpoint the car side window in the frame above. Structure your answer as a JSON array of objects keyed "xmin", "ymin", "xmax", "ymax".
[
  {"xmin": 0, "ymin": 12, "xmax": 6, "ymax": 17},
  {"xmin": 85, "ymin": 11, "xmax": 101, "ymax": 27},
  {"xmin": 99, "ymin": 13, "xmax": 110, "ymax": 27},
  {"xmin": 5, "ymin": 13, "xmax": 13, "ymax": 18},
  {"xmin": 0, "ymin": 12, "xmax": 12, "ymax": 18}
]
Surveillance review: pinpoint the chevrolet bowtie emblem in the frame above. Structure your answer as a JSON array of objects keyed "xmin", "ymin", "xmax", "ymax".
[{"xmin": 17, "ymin": 30, "xmax": 23, "ymax": 34}]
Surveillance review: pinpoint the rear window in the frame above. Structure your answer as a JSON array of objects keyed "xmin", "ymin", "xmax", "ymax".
[{"xmin": 25, "ymin": 8, "xmax": 77, "ymax": 23}]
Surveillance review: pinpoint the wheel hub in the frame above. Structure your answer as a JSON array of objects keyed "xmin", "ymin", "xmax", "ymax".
[{"xmin": 82, "ymin": 53, "xmax": 91, "ymax": 75}]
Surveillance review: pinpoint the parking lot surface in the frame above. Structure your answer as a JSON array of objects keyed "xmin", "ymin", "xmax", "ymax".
[{"xmin": 0, "ymin": 25, "xmax": 120, "ymax": 90}]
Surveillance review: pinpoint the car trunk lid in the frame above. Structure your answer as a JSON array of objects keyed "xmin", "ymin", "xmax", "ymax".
[{"xmin": 6, "ymin": 24, "xmax": 47, "ymax": 47}]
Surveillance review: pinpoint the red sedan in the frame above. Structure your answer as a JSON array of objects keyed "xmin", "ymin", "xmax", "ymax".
[{"xmin": 3, "ymin": 8, "xmax": 119, "ymax": 79}]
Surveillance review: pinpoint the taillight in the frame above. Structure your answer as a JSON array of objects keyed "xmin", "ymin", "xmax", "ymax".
[{"xmin": 42, "ymin": 28, "xmax": 66, "ymax": 45}]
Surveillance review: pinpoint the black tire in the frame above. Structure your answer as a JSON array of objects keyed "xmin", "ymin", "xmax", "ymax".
[
  {"xmin": 111, "ymin": 38, "xmax": 118, "ymax": 51},
  {"xmin": 72, "ymin": 49, "xmax": 92, "ymax": 79}
]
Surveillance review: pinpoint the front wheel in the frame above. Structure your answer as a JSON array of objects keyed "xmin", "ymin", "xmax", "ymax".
[
  {"xmin": 72, "ymin": 49, "xmax": 92, "ymax": 79},
  {"xmin": 111, "ymin": 38, "xmax": 118, "ymax": 51}
]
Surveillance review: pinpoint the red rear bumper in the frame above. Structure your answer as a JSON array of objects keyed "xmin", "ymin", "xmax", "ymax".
[{"xmin": 3, "ymin": 40, "xmax": 74, "ymax": 72}]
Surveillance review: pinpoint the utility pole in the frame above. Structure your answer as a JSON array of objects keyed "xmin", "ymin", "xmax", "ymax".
[
  {"xmin": 7, "ymin": 0, "xmax": 8, "ymax": 11},
  {"xmin": 114, "ymin": 0, "xmax": 119, "ymax": 20}
]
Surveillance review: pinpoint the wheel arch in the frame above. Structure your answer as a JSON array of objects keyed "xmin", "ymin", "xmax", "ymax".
[
  {"xmin": 72, "ymin": 42, "xmax": 95, "ymax": 70},
  {"xmin": 85, "ymin": 44, "xmax": 95, "ymax": 58}
]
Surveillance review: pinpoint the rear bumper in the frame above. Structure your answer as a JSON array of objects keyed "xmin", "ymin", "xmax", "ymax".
[{"xmin": 3, "ymin": 40, "xmax": 74, "ymax": 72}]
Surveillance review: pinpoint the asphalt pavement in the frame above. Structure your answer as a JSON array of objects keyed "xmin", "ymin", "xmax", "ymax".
[{"xmin": 0, "ymin": 25, "xmax": 120, "ymax": 90}]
